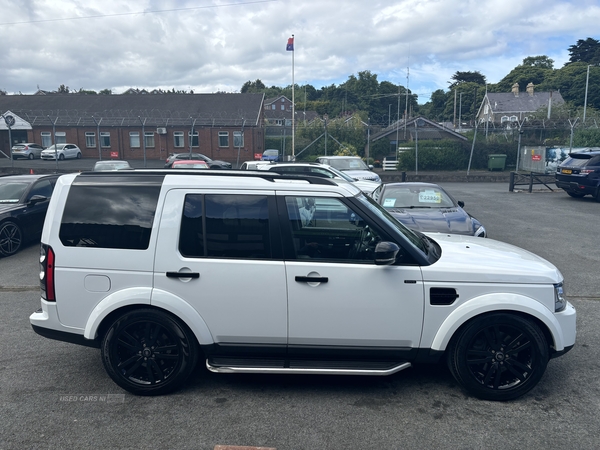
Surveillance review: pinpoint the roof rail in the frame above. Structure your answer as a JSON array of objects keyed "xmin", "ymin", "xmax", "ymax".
[{"xmin": 79, "ymin": 169, "xmax": 339, "ymax": 186}]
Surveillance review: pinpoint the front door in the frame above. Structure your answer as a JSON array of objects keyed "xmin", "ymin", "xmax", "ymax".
[{"xmin": 280, "ymin": 194, "xmax": 424, "ymax": 360}]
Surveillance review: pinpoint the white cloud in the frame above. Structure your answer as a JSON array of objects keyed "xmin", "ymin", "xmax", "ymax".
[{"xmin": 0, "ymin": 0, "xmax": 599, "ymax": 102}]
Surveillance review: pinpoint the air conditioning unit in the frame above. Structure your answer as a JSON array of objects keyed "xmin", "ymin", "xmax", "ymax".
[{"xmin": 156, "ymin": 127, "xmax": 167, "ymax": 135}]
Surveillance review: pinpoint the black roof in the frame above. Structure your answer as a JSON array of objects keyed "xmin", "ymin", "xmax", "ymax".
[{"xmin": 0, "ymin": 93, "xmax": 265, "ymax": 127}]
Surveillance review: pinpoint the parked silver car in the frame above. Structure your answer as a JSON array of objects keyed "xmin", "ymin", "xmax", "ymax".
[
  {"xmin": 315, "ymin": 156, "xmax": 381, "ymax": 182},
  {"xmin": 11, "ymin": 143, "xmax": 44, "ymax": 160}
]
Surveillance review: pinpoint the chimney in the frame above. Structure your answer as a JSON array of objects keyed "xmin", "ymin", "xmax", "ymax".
[
  {"xmin": 511, "ymin": 83, "xmax": 519, "ymax": 97},
  {"xmin": 526, "ymin": 82, "xmax": 534, "ymax": 96}
]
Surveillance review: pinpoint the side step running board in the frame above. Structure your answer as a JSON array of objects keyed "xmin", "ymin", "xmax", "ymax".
[{"xmin": 206, "ymin": 360, "xmax": 412, "ymax": 376}]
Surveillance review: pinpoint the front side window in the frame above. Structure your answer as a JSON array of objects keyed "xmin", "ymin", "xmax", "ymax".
[
  {"xmin": 59, "ymin": 181, "xmax": 161, "ymax": 249},
  {"xmin": 144, "ymin": 132, "xmax": 155, "ymax": 148},
  {"xmin": 179, "ymin": 194, "xmax": 271, "ymax": 259},
  {"xmin": 129, "ymin": 132, "xmax": 140, "ymax": 148},
  {"xmin": 174, "ymin": 132, "xmax": 184, "ymax": 148},
  {"xmin": 218, "ymin": 131, "xmax": 229, "ymax": 147},
  {"xmin": 100, "ymin": 132, "xmax": 111, "ymax": 148},
  {"xmin": 234, "ymin": 131, "xmax": 244, "ymax": 148},
  {"xmin": 41, "ymin": 132, "xmax": 52, "ymax": 148},
  {"xmin": 284, "ymin": 196, "xmax": 382, "ymax": 262},
  {"xmin": 85, "ymin": 132, "xmax": 96, "ymax": 148}
]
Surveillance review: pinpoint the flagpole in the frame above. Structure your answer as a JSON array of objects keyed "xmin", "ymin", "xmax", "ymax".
[{"xmin": 291, "ymin": 34, "xmax": 295, "ymax": 159}]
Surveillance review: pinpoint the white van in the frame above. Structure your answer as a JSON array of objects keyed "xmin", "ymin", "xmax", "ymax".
[{"xmin": 30, "ymin": 170, "xmax": 576, "ymax": 400}]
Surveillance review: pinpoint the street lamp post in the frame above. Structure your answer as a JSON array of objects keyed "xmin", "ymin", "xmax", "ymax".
[{"xmin": 583, "ymin": 65, "xmax": 591, "ymax": 123}]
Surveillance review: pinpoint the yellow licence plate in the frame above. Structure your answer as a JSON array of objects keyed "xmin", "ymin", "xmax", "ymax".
[{"xmin": 562, "ymin": 169, "xmax": 572, "ymax": 174}]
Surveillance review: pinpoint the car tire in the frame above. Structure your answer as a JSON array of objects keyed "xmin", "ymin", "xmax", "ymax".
[
  {"xmin": 76, "ymin": 152, "xmax": 82, "ymax": 159},
  {"xmin": 0, "ymin": 220, "xmax": 23, "ymax": 257},
  {"xmin": 28, "ymin": 153, "xmax": 34, "ymax": 160},
  {"xmin": 446, "ymin": 313, "xmax": 548, "ymax": 401},
  {"xmin": 101, "ymin": 308, "xmax": 199, "ymax": 396},
  {"xmin": 58, "ymin": 153, "xmax": 65, "ymax": 161}
]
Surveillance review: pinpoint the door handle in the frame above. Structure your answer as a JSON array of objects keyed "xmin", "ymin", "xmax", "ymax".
[
  {"xmin": 295, "ymin": 276, "xmax": 328, "ymax": 283},
  {"xmin": 166, "ymin": 271, "xmax": 200, "ymax": 279}
]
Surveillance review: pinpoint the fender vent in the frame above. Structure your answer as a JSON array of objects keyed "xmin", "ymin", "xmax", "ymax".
[{"xmin": 430, "ymin": 287, "xmax": 459, "ymax": 306}]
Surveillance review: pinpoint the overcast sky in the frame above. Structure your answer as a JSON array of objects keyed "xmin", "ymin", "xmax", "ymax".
[{"xmin": 1, "ymin": 0, "xmax": 599, "ymax": 103}]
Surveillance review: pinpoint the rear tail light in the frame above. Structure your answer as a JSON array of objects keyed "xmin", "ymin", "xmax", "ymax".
[{"xmin": 40, "ymin": 244, "xmax": 56, "ymax": 302}]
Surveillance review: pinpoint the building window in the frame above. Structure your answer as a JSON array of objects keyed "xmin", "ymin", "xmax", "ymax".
[
  {"xmin": 41, "ymin": 132, "xmax": 52, "ymax": 148},
  {"xmin": 234, "ymin": 131, "xmax": 244, "ymax": 148},
  {"xmin": 218, "ymin": 131, "xmax": 229, "ymax": 147},
  {"xmin": 271, "ymin": 105, "xmax": 275, "ymax": 110},
  {"xmin": 484, "ymin": 105, "xmax": 489, "ymax": 114},
  {"xmin": 144, "ymin": 132, "xmax": 155, "ymax": 148},
  {"xmin": 100, "ymin": 132, "xmax": 111, "ymax": 148},
  {"xmin": 510, "ymin": 116, "xmax": 518, "ymax": 122},
  {"xmin": 174, "ymin": 132, "xmax": 184, "ymax": 147},
  {"xmin": 85, "ymin": 132, "xmax": 96, "ymax": 148},
  {"xmin": 55, "ymin": 132, "xmax": 66, "ymax": 144},
  {"xmin": 281, "ymin": 104, "xmax": 285, "ymax": 110},
  {"xmin": 188, "ymin": 131, "xmax": 199, "ymax": 147},
  {"xmin": 501, "ymin": 116, "xmax": 509, "ymax": 123},
  {"xmin": 129, "ymin": 132, "xmax": 140, "ymax": 148}
]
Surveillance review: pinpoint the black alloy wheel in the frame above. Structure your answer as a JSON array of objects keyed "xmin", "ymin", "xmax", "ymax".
[
  {"xmin": 0, "ymin": 220, "xmax": 23, "ymax": 257},
  {"xmin": 101, "ymin": 309, "xmax": 198, "ymax": 395},
  {"xmin": 447, "ymin": 313, "xmax": 548, "ymax": 401}
]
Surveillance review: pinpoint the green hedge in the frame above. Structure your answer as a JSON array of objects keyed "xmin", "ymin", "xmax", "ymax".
[{"xmin": 396, "ymin": 139, "xmax": 517, "ymax": 171}]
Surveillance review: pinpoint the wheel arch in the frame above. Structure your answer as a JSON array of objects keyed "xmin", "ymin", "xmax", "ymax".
[
  {"xmin": 430, "ymin": 294, "xmax": 564, "ymax": 354},
  {"xmin": 84, "ymin": 288, "xmax": 214, "ymax": 348}
]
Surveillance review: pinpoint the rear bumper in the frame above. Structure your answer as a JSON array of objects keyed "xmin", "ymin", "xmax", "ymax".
[
  {"xmin": 29, "ymin": 300, "xmax": 99, "ymax": 348},
  {"xmin": 555, "ymin": 179, "xmax": 597, "ymax": 195}
]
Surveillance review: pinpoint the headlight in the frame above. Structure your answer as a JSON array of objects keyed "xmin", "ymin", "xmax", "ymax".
[
  {"xmin": 554, "ymin": 282, "xmax": 567, "ymax": 312},
  {"xmin": 474, "ymin": 225, "xmax": 486, "ymax": 238}
]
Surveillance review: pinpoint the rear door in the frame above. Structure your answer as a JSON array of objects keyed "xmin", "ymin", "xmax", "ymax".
[{"xmin": 153, "ymin": 188, "xmax": 288, "ymax": 357}]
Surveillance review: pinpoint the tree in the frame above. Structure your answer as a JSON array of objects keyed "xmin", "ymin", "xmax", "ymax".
[
  {"xmin": 99, "ymin": 89, "xmax": 112, "ymax": 95},
  {"xmin": 567, "ymin": 38, "xmax": 600, "ymax": 65},
  {"xmin": 57, "ymin": 84, "xmax": 70, "ymax": 94},
  {"xmin": 448, "ymin": 71, "xmax": 486, "ymax": 88},
  {"xmin": 522, "ymin": 55, "xmax": 554, "ymax": 69},
  {"xmin": 240, "ymin": 79, "xmax": 266, "ymax": 93}
]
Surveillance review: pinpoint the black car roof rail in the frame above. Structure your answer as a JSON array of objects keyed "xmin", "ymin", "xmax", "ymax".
[{"xmin": 77, "ymin": 169, "xmax": 339, "ymax": 186}]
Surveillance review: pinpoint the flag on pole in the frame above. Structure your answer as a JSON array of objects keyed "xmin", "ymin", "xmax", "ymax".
[{"xmin": 286, "ymin": 37, "xmax": 294, "ymax": 51}]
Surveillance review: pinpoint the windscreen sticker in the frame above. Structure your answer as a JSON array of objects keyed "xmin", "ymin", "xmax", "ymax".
[
  {"xmin": 418, "ymin": 191, "xmax": 442, "ymax": 203},
  {"xmin": 383, "ymin": 198, "xmax": 396, "ymax": 207}
]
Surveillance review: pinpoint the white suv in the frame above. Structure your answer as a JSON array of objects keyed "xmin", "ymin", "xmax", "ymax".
[{"xmin": 30, "ymin": 171, "xmax": 576, "ymax": 400}]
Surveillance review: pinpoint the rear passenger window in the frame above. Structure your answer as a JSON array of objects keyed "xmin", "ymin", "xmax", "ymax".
[
  {"xmin": 179, "ymin": 194, "xmax": 271, "ymax": 259},
  {"xmin": 59, "ymin": 184, "xmax": 160, "ymax": 249}
]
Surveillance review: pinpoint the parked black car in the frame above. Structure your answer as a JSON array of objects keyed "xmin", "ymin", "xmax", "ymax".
[
  {"xmin": 555, "ymin": 149, "xmax": 600, "ymax": 200},
  {"xmin": 164, "ymin": 153, "xmax": 232, "ymax": 169},
  {"xmin": 0, "ymin": 174, "xmax": 60, "ymax": 257},
  {"xmin": 372, "ymin": 182, "xmax": 487, "ymax": 237}
]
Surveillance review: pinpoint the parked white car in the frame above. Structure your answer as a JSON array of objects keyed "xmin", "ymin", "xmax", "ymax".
[
  {"xmin": 30, "ymin": 170, "xmax": 575, "ymax": 400},
  {"xmin": 257, "ymin": 162, "xmax": 381, "ymax": 194},
  {"xmin": 40, "ymin": 144, "xmax": 82, "ymax": 160}
]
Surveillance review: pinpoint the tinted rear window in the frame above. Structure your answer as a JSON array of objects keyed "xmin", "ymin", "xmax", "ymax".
[{"xmin": 59, "ymin": 181, "xmax": 161, "ymax": 249}]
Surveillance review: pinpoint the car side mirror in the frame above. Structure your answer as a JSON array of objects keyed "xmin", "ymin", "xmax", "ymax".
[
  {"xmin": 458, "ymin": 201, "xmax": 465, "ymax": 208},
  {"xmin": 369, "ymin": 165, "xmax": 374, "ymax": 170},
  {"xmin": 374, "ymin": 241, "xmax": 400, "ymax": 265},
  {"xmin": 28, "ymin": 195, "xmax": 48, "ymax": 206}
]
